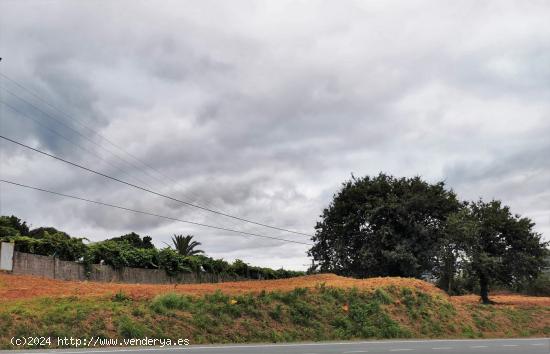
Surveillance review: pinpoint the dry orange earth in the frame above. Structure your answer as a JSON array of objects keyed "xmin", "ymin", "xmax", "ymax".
[{"xmin": 1, "ymin": 271, "xmax": 549, "ymax": 307}]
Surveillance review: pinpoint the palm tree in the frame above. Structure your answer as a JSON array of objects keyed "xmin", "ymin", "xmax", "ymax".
[{"xmin": 171, "ymin": 234, "xmax": 204, "ymax": 256}]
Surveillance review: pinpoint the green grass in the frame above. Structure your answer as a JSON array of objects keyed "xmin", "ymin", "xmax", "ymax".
[
  {"xmin": 150, "ymin": 292, "xmax": 191, "ymax": 314},
  {"xmin": 1, "ymin": 286, "xmax": 548, "ymax": 349},
  {"xmin": 117, "ymin": 316, "xmax": 147, "ymax": 338}
]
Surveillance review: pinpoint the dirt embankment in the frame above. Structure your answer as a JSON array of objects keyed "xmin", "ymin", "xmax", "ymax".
[
  {"xmin": 2, "ymin": 271, "xmax": 548, "ymax": 307},
  {"xmin": 0, "ymin": 272, "xmax": 442, "ymax": 300},
  {"xmin": 1, "ymin": 271, "xmax": 549, "ymax": 349}
]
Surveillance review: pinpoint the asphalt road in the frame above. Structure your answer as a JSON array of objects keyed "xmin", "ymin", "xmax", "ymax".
[{"xmin": 5, "ymin": 338, "xmax": 549, "ymax": 354}]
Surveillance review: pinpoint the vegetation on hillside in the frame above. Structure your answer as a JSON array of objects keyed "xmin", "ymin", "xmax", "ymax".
[
  {"xmin": 0, "ymin": 283, "xmax": 548, "ymax": 349},
  {"xmin": 0, "ymin": 216, "xmax": 304, "ymax": 280},
  {"xmin": 310, "ymin": 173, "xmax": 549, "ymax": 303}
]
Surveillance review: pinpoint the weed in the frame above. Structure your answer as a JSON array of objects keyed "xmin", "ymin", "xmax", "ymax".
[
  {"xmin": 293, "ymin": 287, "xmax": 308, "ymax": 297},
  {"xmin": 0, "ymin": 313, "xmax": 12, "ymax": 332},
  {"xmin": 373, "ymin": 288, "xmax": 393, "ymax": 304},
  {"xmin": 1, "ymin": 282, "xmax": 549, "ymax": 349},
  {"xmin": 112, "ymin": 291, "xmax": 130, "ymax": 302},
  {"xmin": 150, "ymin": 293, "xmax": 190, "ymax": 314},
  {"xmin": 117, "ymin": 316, "xmax": 146, "ymax": 338},
  {"xmin": 461, "ymin": 325, "xmax": 477, "ymax": 338},
  {"xmin": 289, "ymin": 300, "xmax": 315, "ymax": 326},
  {"xmin": 131, "ymin": 306, "xmax": 146, "ymax": 317},
  {"xmin": 192, "ymin": 313, "xmax": 217, "ymax": 330},
  {"xmin": 205, "ymin": 290, "xmax": 229, "ymax": 303},
  {"xmin": 269, "ymin": 304, "xmax": 283, "ymax": 321}
]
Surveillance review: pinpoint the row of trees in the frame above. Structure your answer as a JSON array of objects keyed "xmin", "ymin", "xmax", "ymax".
[
  {"xmin": 309, "ymin": 174, "xmax": 549, "ymax": 303},
  {"xmin": 0, "ymin": 216, "xmax": 304, "ymax": 280}
]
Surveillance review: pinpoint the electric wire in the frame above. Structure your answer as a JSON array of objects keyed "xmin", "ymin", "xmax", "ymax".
[
  {"xmin": 0, "ymin": 80, "xmax": 244, "ymax": 231},
  {"xmin": 0, "ymin": 179, "xmax": 312, "ymax": 245},
  {"xmin": 0, "ymin": 134, "xmax": 315, "ymax": 237},
  {"xmin": 0, "ymin": 75, "xmax": 312, "ymax": 236},
  {"xmin": 0, "ymin": 100, "xmax": 156, "ymax": 188}
]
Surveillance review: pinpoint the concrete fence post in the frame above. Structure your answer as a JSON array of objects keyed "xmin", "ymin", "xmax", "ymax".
[{"xmin": 0, "ymin": 242, "xmax": 15, "ymax": 271}]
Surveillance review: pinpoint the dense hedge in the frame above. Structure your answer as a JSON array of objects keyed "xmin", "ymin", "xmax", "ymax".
[
  {"xmin": 1, "ymin": 233, "xmax": 88, "ymax": 261},
  {"xmin": 82, "ymin": 241, "xmax": 304, "ymax": 279},
  {"xmin": 0, "ymin": 215, "xmax": 304, "ymax": 280}
]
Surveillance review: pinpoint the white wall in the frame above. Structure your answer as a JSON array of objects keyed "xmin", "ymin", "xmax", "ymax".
[{"xmin": 0, "ymin": 242, "xmax": 14, "ymax": 271}]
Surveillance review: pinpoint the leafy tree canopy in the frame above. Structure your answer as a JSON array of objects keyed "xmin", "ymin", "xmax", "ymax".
[
  {"xmin": 309, "ymin": 173, "xmax": 460, "ymax": 278},
  {"xmin": 105, "ymin": 232, "xmax": 154, "ymax": 249},
  {"xmin": 29, "ymin": 227, "xmax": 70, "ymax": 239},
  {"xmin": 0, "ymin": 215, "xmax": 30, "ymax": 237}
]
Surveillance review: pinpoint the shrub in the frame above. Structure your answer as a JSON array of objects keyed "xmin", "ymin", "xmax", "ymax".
[
  {"xmin": 373, "ymin": 288, "xmax": 393, "ymax": 304},
  {"xmin": 112, "ymin": 291, "xmax": 130, "ymax": 302},
  {"xmin": 2, "ymin": 233, "xmax": 87, "ymax": 261},
  {"xmin": 157, "ymin": 248, "xmax": 193, "ymax": 275},
  {"xmin": 289, "ymin": 300, "xmax": 315, "ymax": 326},
  {"xmin": 150, "ymin": 293, "xmax": 190, "ymax": 313},
  {"xmin": 117, "ymin": 316, "xmax": 146, "ymax": 338},
  {"xmin": 269, "ymin": 304, "xmax": 283, "ymax": 321}
]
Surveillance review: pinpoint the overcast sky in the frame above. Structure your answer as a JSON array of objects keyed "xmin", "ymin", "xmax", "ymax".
[{"xmin": 0, "ymin": 1, "xmax": 549, "ymax": 270}]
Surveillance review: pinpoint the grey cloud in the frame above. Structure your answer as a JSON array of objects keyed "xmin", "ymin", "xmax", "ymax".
[{"xmin": 1, "ymin": 0, "xmax": 549, "ymax": 270}]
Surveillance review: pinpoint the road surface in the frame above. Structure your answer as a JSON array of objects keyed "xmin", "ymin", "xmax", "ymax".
[{"xmin": 4, "ymin": 338, "xmax": 549, "ymax": 354}]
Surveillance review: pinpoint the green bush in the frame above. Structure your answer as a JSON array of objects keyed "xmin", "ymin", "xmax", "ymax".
[
  {"xmin": 85, "ymin": 241, "xmax": 159, "ymax": 269},
  {"xmin": 150, "ymin": 293, "xmax": 191, "ymax": 313},
  {"xmin": 156, "ymin": 248, "xmax": 191, "ymax": 275},
  {"xmin": 1, "ymin": 233, "xmax": 87, "ymax": 261},
  {"xmin": 289, "ymin": 300, "xmax": 315, "ymax": 326},
  {"xmin": 373, "ymin": 288, "xmax": 393, "ymax": 304},
  {"xmin": 269, "ymin": 304, "xmax": 283, "ymax": 321},
  {"xmin": 117, "ymin": 316, "xmax": 146, "ymax": 338},
  {"xmin": 112, "ymin": 291, "xmax": 130, "ymax": 302},
  {"xmin": 197, "ymin": 256, "xmax": 231, "ymax": 274}
]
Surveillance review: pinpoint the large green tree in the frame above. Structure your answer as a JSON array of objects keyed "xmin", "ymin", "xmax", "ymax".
[
  {"xmin": 451, "ymin": 200, "xmax": 548, "ymax": 304},
  {"xmin": 309, "ymin": 174, "xmax": 460, "ymax": 278}
]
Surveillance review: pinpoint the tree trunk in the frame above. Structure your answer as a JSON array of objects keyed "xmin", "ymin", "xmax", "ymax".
[
  {"xmin": 446, "ymin": 258, "xmax": 453, "ymax": 294},
  {"xmin": 479, "ymin": 274, "xmax": 492, "ymax": 304}
]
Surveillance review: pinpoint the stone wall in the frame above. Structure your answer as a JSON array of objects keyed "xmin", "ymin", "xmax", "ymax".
[{"xmin": 11, "ymin": 251, "xmax": 242, "ymax": 284}]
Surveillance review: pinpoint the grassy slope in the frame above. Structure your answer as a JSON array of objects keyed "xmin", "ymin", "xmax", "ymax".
[{"xmin": 1, "ymin": 284, "xmax": 549, "ymax": 349}]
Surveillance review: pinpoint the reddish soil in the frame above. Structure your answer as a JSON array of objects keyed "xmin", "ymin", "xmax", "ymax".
[
  {"xmin": 1, "ymin": 271, "xmax": 548, "ymax": 307},
  {"xmin": 0, "ymin": 272, "xmax": 441, "ymax": 300}
]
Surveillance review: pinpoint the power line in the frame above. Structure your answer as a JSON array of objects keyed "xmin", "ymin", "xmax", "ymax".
[
  {"xmin": 0, "ymin": 179, "xmax": 312, "ymax": 246},
  {"xmin": 1, "ymin": 79, "xmax": 244, "ymax": 232},
  {"xmin": 0, "ymin": 73, "xmax": 167, "ymax": 181},
  {"xmin": 0, "ymin": 74, "xmax": 289, "ymax": 233},
  {"xmin": 0, "ymin": 134, "xmax": 315, "ymax": 237},
  {"xmin": 0, "ymin": 100, "xmax": 156, "ymax": 188},
  {"xmin": 1, "ymin": 86, "xmax": 163, "ymax": 185},
  {"xmin": 0, "ymin": 73, "xmax": 224, "ymax": 205}
]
